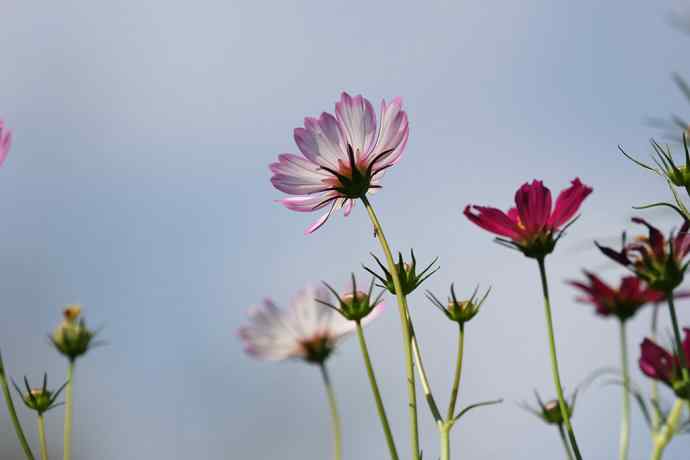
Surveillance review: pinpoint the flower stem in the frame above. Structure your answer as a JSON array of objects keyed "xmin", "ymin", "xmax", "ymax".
[
  {"xmin": 440, "ymin": 424, "xmax": 450, "ymax": 460},
  {"xmin": 0, "ymin": 351, "xmax": 35, "ymax": 460},
  {"xmin": 63, "ymin": 361, "xmax": 75, "ymax": 460},
  {"xmin": 536, "ymin": 257, "xmax": 583, "ymax": 460},
  {"xmin": 447, "ymin": 323, "xmax": 465, "ymax": 420},
  {"xmin": 38, "ymin": 415, "xmax": 49, "ymax": 460},
  {"xmin": 361, "ymin": 195, "xmax": 420, "ymax": 460},
  {"xmin": 355, "ymin": 321, "xmax": 399, "ymax": 460},
  {"xmin": 618, "ymin": 321, "xmax": 630, "ymax": 460},
  {"xmin": 665, "ymin": 293, "xmax": 689, "ymax": 382},
  {"xmin": 650, "ymin": 304, "xmax": 661, "ymax": 433},
  {"xmin": 649, "ymin": 399, "xmax": 684, "ymax": 460},
  {"xmin": 409, "ymin": 322, "xmax": 443, "ymax": 423},
  {"xmin": 557, "ymin": 424, "xmax": 575, "ymax": 460},
  {"xmin": 319, "ymin": 362, "xmax": 342, "ymax": 460}
]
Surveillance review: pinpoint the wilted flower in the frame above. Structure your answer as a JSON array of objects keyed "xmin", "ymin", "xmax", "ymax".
[
  {"xmin": 238, "ymin": 285, "xmax": 383, "ymax": 364},
  {"xmin": 639, "ymin": 329, "xmax": 690, "ymax": 399},
  {"xmin": 425, "ymin": 284, "xmax": 489, "ymax": 324},
  {"xmin": 319, "ymin": 275, "xmax": 385, "ymax": 322},
  {"xmin": 0, "ymin": 119, "xmax": 11, "ymax": 167},
  {"xmin": 270, "ymin": 92, "xmax": 409, "ymax": 233},
  {"xmin": 519, "ymin": 390, "xmax": 577, "ymax": 425},
  {"xmin": 364, "ymin": 249, "xmax": 439, "ymax": 296},
  {"xmin": 464, "ymin": 178, "xmax": 593, "ymax": 258},
  {"xmin": 51, "ymin": 306, "xmax": 95, "ymax": 361},
  {"xmin": 596, "ymin": 217, "xmax": 690, "ymax": 292},
  {"xmin": 12, "ymin": 374, "xmax": 67, "ymax": 415},
  {"xmin": 569, "ymin": 272, "xmax": 667, "ymax": 321}
]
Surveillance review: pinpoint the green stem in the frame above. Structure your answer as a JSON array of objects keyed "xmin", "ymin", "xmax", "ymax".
[
  {"xmin": 38, "ymin": 415, "xmax": 49, "ymax": 460},
  {"xmin": 557, "ymin": 424, "xmax": 575, "ymax": 460},
  {"xmin": 650, "ymin": 399, "xmax": 684, "ymax": 460},
  {"xmin": 63, "ymin": 361, "xmax": 74, "ymax": 460},
  {"xmin": 361, "ymin": 195, "xmax": 420, "ymax": 460},
  {"xmin": 536, "ymin": 258, "xmax": 583, "ymax": 460},
  {"xmin": 618, "ymin": 321, "xmax": 630, "ymax": 460},
  {"xmin": 665, "ymin": 293, "xmax": 689, "ymax": 382},
  {"xmin": 319, "ymin": 362, "xmax": 342, "ymax": 460},
  {"xmin": 0, "ymin": 352, "xmax": 35, "ymax": 460},
  {"xmin": 355, "ymin": 321, "xmax": 399, "ymax": 460},
  {"xmin": 650, "ymin": 304, "xmax": 661, "ymax": 433},
  {"xmin": 440, "ymin": 425, "xmax": 450, "ymax": 460},
  {"xmin": 447, "ymin": 323, "xmax": 465, "ymax": 421},
  {"xmin": 409, "ymin": 323, "xmax": 443, "ymax": 423}
]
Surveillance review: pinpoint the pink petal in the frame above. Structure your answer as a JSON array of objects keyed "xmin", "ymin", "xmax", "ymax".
[
  {"xmin": 294, "ymin": 113, "xmax": 347, "ymax": 169},
  {"xmin": 464, "ymin": 205, "xmax": 520, "ymax": 239},
  {"xmin": 0, "ymin": 121, "xmax": 11, "ymax": 167},
  {"xmin": 279, "ymin": 194, "xmax": 336, "ymax": 212},
  {"xmin": 305, "ymin": 199, "xmax": 340, "ymax": 234},
  {"xmin": 368, "ymin": 97, "xmax": 409, "ymax": 168},
  {"xmin": 515, "ymin": 180, "xmax": 552, "ymax": 234},
  {"xmin": 548, "ymin": 178, "xmax": 593, "ymax": 229},
  {"xmin": 335, "ymin": 92, "xmax": 377, "ymax": 158}
]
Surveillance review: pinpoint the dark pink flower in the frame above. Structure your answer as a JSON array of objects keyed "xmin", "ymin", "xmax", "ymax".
[
  {"xmin": 270, "ymin": 92, "xmax": 408, "ymax": 234},
  {"xmin": 596, "ymin": 218, "xmax": 690, "ymax": 291},
  {"xmin": 464, "ymin": 178, "xmax": 592, "ymax": 258},
  {"xmin": 569, "ymin": 272, "xmax": 664, "ymax": 321},
  {"xmin": 0, "ymin": 119, "xmax": 11, "ymax": 167},
  {"xmin": 639, "ymin": 328, "xmax": 690, "ymax": 398}
]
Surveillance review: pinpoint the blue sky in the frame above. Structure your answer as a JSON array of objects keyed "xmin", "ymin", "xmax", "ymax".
[{"xmin": 1, "ymin": 1, "xmax": 689, "ymax": 458}]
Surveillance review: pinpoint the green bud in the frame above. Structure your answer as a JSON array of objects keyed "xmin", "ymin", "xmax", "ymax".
[
  {"xmin": 672, "ymin": 379, "xmax": 690, "ymax": 400},
  {"xmin": 364, "ymin": 249, "xmax": 439, "ymax": 296},
  {"xmin": 319, "ymin": 275, "xmax": 384, "ymax": 322},
  {"xmin": 426, "ymin": 284, "xmax": 490, "ymax": 325},
  {"xmin": 51, "ymin": 305, "xmax": 95, "ymax": 361},
  {"xmin": 12, "ymin": 374, "xmax": 67, "ymax": 415}
]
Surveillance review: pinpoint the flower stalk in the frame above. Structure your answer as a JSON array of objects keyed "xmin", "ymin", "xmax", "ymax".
[
  {"xmin": 319, "ymin": 363, "xmax": 342, "ymax": 460},
  {"xmin": 63, "ymin": 361, "xmax": 74, "ymax": 460},
  {"xmin": 649, "ymin": 399, "xmax": 684, "ymax": 460},
  {"xmin": 355, "ymin": 321, "xmax": 399, "ymax": 460},
  {"xmin": 361, "ymin": 195, "xmax": 420, "ymax": 460},
  {"xmin": 537, "ymin": 257, "xmax": 583, "ymax": 460},
  {"xmin": 619, "ymin": 321, "xmax": 630, "ymax": 460},
  {"xmin": 38, "ymin": 415, "xmax": 49, "ymax": 460},
  {"xmin": 666, "ymin": 292, "xmax": 690, "ymax": 382},
  {"xmin": 0, "ymin": 351, "xmax": 35, "ymax": 460},
  {"xmin": 447, "ymin": 323, "xmax": 465, "ymax": 421},
  {"xmin": 558, "ymin": 424, "xmax": 575, "ymax": 460}
]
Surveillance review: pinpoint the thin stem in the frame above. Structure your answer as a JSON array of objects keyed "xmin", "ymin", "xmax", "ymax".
[
  {"xmin": 650, "ymin": 399, "xmax": 684, "ymax": 460},
  {"xmin": 63, "ymin": 361, "xmax": 74, "ymax": 460},
  {"xmin": 361, "ymin": 195, "xmax": 420, "ymax": 460},
  {"xmin": 440, "ymin": 425, "xmax": 450, "ymax": 460},
  {"xmin": 0, "ymin": 353, "xmax": 35, "ymax": 460},
  {"xmin": 650, "ymin": 304, "xmax": 661, "ymax": 433},
  {"xmin": 355, "ymin": 321, "xmax": 399, "ymax": 460},
  {"xmin": 319, "ymin": 363, "xmax": 342, "ymax": 460},
  {"xmin": 536, "ymin": 258, "xmax": 583, "ymax": 460},
  {"xmin": 409, "ymin": 323, "xmax": 443, "ymax": 423},
  {"xmin": 38, "ymin": 415, "xmax": 49, "ymax": 460},
  {"xmin": 618, "ymin": 321, "xmax": 630, "ymax": 460},
  {"xmin": 665, "ymin": 293, "xmax": 689, "ymax": 382},
  {"xmin": 557, "ymin": 424, "xmax": 575, "ymax": 460},
  {"xmin": 447, "ymin": 323, "xmax": 465, "ymax": 420}
]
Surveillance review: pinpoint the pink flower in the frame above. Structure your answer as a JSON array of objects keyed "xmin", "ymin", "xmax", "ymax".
[
  {"xmin": 639, "ymin": 329, "xmax": 690, "ymax": 398},
  {"xmin": 238, "ymin": 285, "xmax": 383, "ymax": 363},
  {"xmin": 0, "ymin": 119, "xmax": 12, "ymax": 167},
  {"xmin": 464, "ymin": 178, "xmax": 593, "ymax": 258},
  {"xmin": 270, "ymin": 92, "xmax": 409, "ymax": 234},
  {"xmin": 569, "ymin": 272, "xmax": 664, "ymax": 321}
]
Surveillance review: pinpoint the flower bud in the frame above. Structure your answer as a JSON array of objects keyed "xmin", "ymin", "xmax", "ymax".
[
  {"xmin": 51, "ymin": 305, "xmax": 95, "ymax": 361},
  {"xmin": 519, "ymin": 390, "xmax": 576, "ymax": 426},
  {"xmin": 12, "ymin": 374, "xmax": 66, "ymax": 415},
  {"xmin": 426, "ymin": 284, "xmax": 490, "ymax": 325},
  {"xmin": 320, "ymin": 275, "xmax": 384, "ymax": 322},
  {"xmin": 364, "ymin": 249, "xmax": 438, "ymax": 296}
]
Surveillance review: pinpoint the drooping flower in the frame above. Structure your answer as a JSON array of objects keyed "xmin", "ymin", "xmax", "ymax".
[
  {"xmin": 425, "ymin": 284, "xmax": 489, "ymax": 324},
  {"xmin": 364, "ymin": 249, "xmax": 439, "ymax": 296},
  {"xmin": 464, "ymin": 178, "xmax": 593, "ymax": 258},
  {"xmin": 596, "ymin": 217, "xmax": 690, "ymax": 291},
  {"xmin": 270, "ymin": 92, "xmax": 409, "ymax": 234},
  {"xmin": 639, "ymin": 328, "xmax": 690, "ymax": 399},
  {"xmin": 569, "ymin": 272, "xmax": 667, "ymax": 321},
  {"xmin": 0, "ymin": 119, "xmax": 12, "ymax": 167},
  {"xmin": 238, "ymin": 285, "xmax": 383, "ymax": 363}
]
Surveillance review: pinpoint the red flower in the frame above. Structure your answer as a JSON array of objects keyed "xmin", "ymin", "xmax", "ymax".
[
  {"xmin": 569, "ymin": 272, "xmax": 663, "ymax": 321},
  {"xmin": 639, "ymin": 328, "xmax": 690, "ymax": 398},
  {"xmin": 596, "ymin": 218, "xmax": 690, "ymax": 291},
  {"xmin": 464, "ymin": 178, "xmax": 592, "ymax": 258}
]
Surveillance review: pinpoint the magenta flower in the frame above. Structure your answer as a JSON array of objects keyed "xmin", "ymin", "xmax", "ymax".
[
  {"xmin": 569, "ymin": 272, "xmax": 664, "ymax": 321},
  {"xmin": 639, "ymin": 328, "xmax": 690, "ymax": 398},
  {"xmin": 0, "ymin": 119, "xmax": 12, "ymax": 167},
  {"xmin": 270, "ymin": 92, "xmax": 409, "ymax": 234},
  {"xmin": 596, "ymin": 218, "xmax": 690, "ymax": 291},
  {"xmin": 464, "ymin": 178, "xmax": 593, "ymax": 258},
  {"xmin": 238, "ymin": 285, "xmax": 383, "ymax": 364}
]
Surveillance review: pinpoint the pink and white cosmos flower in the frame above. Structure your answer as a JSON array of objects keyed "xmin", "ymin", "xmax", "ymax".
[
  {"xmin": 238, "ymin": 285, "xmax": 383, "ymax": 363},
  {"xmin": 270, "ymin": 92, "xmax": 409, "ymax": 234},
  {"xmin": 0, "ymin": 119, "xmax": 12, "ymax": 167}
]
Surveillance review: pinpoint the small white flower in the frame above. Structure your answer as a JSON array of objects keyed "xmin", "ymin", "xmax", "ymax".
[{"xmin": 238, "ymin": 285, "xmax": 383, "ymax": 363}]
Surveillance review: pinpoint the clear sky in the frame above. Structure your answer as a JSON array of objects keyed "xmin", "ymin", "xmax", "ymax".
[{"xmin": 1, "ymin": 1, "xmax": 689, "ymax": 459}]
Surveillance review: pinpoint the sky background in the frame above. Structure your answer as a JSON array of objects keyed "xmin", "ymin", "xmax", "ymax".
[{"xmin": 1, "ymin": 0, "xmax": 690, "ymax": 458}]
